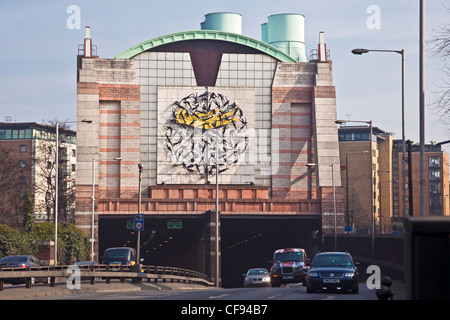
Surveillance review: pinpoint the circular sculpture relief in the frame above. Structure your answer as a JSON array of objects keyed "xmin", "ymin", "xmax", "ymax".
[{"xmin": 164, "ymin": 90, "xmax": 248, "ymax": 176}]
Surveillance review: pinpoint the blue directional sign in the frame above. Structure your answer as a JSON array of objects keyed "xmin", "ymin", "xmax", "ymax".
[{"xmin": 134, "ymin": 214, "xmax": 144, "ymax": 231}]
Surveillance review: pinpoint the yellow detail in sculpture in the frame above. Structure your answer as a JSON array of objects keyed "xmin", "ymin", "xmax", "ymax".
[{"xmin": 175, "ymin": 107, "xmax": 239, "ymax": 130}]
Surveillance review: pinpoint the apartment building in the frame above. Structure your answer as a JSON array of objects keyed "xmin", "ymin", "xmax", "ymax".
[
  {"xmin": 0, "ymin": 122, "xmax": 77, "ymax": 227},
  {"xmin": 392, "ymin": 140, "xmax": 449, "ymax": 220},
  {"xmin": 338, "ymin": 125, "xmax": 393, "ymax": 233},
  {"xmin": 338, "ymin": 125, "xmax": 449, "ymax": 234}
]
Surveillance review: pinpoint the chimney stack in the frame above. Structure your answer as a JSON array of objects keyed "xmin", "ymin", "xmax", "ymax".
[
  {"xmin": 84, "ymin": 26, "xmax": 92, "ymax": 57},
  {"xmin": 318, "ymin": 32, "xmax": 327, "ymax": 62}
]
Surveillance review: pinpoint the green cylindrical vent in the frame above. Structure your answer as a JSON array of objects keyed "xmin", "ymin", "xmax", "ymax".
[
  {"xmin": 261, "ymin": 22, "xmax": 268, "ymax": 43},
  {"xmin": 267, "ymin": 13, "xmax": 305, "ymax": 43},
  {"xmin": 201, "ymin": 12, "xmax": 242, "ymax": 34},
  {"xmin": 262, "ymin": 13, "xmax": 307, "ymax": 62}
]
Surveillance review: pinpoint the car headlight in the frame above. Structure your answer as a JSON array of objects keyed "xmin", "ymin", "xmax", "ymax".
[
  {"xmin": 309, "ymin": 272, "xmax": 318, "ymax": 277},
  {"xmin": 344, "ymin": 272, "xmax": 355, "ymax": 278},
  {"xmin": 263, "ymin": 276, "xmax": 271, "ymax": 282}
]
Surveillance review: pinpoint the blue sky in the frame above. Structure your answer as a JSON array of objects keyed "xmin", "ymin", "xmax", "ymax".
[{"xmin": 1, "ymin": 1, "xmax": 449, "ymax": 150}]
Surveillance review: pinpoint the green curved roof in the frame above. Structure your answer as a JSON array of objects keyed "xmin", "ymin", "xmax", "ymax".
[{"xmin": 115, "ymin": 30, "xmax": 296, "ymax": 62}]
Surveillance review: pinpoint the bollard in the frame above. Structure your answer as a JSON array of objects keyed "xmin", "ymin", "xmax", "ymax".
[{"xmin": 376, "ymin": 276, "xmax": 393, "ymax": 300}]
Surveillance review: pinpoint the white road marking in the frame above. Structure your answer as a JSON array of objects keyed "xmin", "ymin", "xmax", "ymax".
[
  {"xmin": 267, "ymin": 293, "xmax": 282, "ymax": 299},
  {"xmin": 208, "ymin": 293, "xmax": 231, "ymax": 299}
]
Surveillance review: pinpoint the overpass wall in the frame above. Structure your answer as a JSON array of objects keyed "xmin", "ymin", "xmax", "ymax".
[{"xmin": 322, "ymin": 233, "xmax": 404, "ymax": 280}]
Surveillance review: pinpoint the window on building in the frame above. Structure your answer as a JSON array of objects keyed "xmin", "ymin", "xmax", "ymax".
[
  {"xmin": 19, "ymin": 160, "xmax": 26, "ymax": 168},
  {"xmin": 429, "ymin": 169, "xmax": 441, "ymax": 180},
  {"xmin": 19, "ymin": 176, "xmax": 26, "ymax": 184},
  {"xmin": 429, "ymin": 156, "xmax": 440, "ymax": 168},
  {"xmin": 19, "ymin": 145, "xmax": 27, "ymax": 153},
  {"xmin": 429, "ymin": 195, "xmax": 442, "ymax": 216},
  {"xmin": 429, "ymin": 181, "xmax": 441, "ymax": 194}
]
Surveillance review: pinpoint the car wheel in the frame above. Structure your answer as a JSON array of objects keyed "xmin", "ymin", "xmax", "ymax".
[
  {"xmin": 306, "ymin": 285, "xmax": 314, "ymax": 293},
  {"xmin": 352, "ymin": 283, "xmax": 359, "ymax": 294}
]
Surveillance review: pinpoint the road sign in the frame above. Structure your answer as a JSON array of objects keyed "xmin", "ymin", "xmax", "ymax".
[
  {"xmin": 345, "ymin": 226, "xmax": 352, "ymax": 232},
  {"xmin": 167, "ymin": 220, "xmax": 182, "ymax": 229},
  {"xmin": 127, "ymin": 220, "xmax": 134, "ymax": 229},
  {"xmin": 134, "ymin": 214, "xmax": 144, "ymax": 231}
]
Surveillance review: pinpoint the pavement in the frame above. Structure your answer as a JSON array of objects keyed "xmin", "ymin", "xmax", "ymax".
[{"xmin": 0, "ymin": 279, "xmax": 213, "ymax": 300}]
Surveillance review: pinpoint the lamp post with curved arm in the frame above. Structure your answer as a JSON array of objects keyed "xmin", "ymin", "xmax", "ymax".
[{"xmin": 351, "ymin": 47, "xmax": 406, "ymax": 218}]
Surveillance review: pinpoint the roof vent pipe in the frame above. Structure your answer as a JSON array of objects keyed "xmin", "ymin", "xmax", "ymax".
[
  {"xmin": 318, "ymin": 31, "xmax": 327, "ymax": 62},
  {"xmin": 201, "ymin": 12, "xmax": 242, "ymax": 34},
  {"xmin": 84, "ymin": 26, "xmax": 92, "ymax": 57},
  {"xmin": 261, "ymin": 13, "xmax": 307, "ymax": 62}
]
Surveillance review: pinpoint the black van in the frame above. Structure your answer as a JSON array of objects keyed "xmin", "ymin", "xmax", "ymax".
[{"xmin": 102, "ymin": 247, "xmax": 136, "ymax": 266}]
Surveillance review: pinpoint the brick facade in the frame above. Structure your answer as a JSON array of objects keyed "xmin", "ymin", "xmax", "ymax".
[{"xmin": 75, "ymin": 37, "xmax": 343, "ymax": 265}]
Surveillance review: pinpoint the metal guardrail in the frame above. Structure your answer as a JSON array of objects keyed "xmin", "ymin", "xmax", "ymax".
[{"xmin": 0, "ymin": 264, "xmax": 214, "ymax": 291}]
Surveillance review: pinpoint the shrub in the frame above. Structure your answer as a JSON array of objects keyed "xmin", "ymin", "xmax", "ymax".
[{"xmin": 0, "ymin": 223, "xmax": 90, "ymax": 264}]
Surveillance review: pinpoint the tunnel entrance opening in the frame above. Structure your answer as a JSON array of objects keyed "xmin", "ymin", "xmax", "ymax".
[
  {"xmin": 221, "ymin": 215, "xmax": 321, "ymax": 288},
  {"xmin": 98, "ymin": 214, "xmax": 321, "ymax": 288},
  {"xmin": 98, "ymin": 215, "xmax": 207, "ymax": 273}
]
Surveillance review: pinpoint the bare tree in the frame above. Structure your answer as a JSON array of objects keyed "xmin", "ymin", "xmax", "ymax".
[
  {"xmin": 0, "ymin": 145, "xmax": 30, "ymax": 228},
  {"xmin": 429, "ymin": 7, "xmax": 450, "ymax": 124},
  {"xmin": 33, "ymin": 122, "xmax": 76, "ymax": 223},
  {"xmin": 33, "ymin": 140, "xmax": 57, "ymax": 221}
]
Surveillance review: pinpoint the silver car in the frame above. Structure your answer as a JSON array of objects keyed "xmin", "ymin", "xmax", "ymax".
[{"xmin": 243, "ymin": 268, "xmax": 271, "ymax": 287}]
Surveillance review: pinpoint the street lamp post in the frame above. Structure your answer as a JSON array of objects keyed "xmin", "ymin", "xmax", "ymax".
[
  {"xmin": 91, "ymin": 159, "xmax": 96, "ymax": 261},
  {"xmin": 215, "ymin": 131, "xmax": 220, "ymax": 287},
  {"xmin": 54, "ymin": 119, "xmax": 92, "ymax": 266},
  {"xmin": 351, "ymin": 48, "xmax": 406, "ymax": 218},
  {"xmin": 137, "ymin": 163, "xmax": 143, "ymax": 273},
  {"xmin": 419, "ymin": 0, "xmax": 426, "ymax": 216}
]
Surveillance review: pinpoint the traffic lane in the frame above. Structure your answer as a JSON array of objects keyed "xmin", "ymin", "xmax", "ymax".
[
  {"xmin": 27, "ymin": 283, "xmax": 382, "ymax": 300},
  {"xmin": 132, "ymin": 283, "xmax": 379, "ymax": 300}
]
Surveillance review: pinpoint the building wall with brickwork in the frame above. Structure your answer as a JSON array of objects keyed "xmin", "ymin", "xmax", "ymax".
[{"xmin": 75, "ymin": 14, "xmax": 344, "ymax": 264}]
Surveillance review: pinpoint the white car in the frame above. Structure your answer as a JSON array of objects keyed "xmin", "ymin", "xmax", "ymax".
[{"xmin": 243, "ymin": 268, "xmax": 271, "ymax": 287}]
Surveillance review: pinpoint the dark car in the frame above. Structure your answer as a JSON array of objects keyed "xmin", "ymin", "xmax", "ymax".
[
  {"xmin": 102, "ymin": 247, "xmax": 136, "ymax": 269},
  {"xmin": 305, "ymin": 252, "xmax": 359, "ymax": 294},
  {"xmin": 0, "ymin": 255, "xmax": 50, "ymax": 285}
]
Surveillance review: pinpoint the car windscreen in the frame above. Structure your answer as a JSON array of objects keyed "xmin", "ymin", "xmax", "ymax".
[
  {"xmin": 312, "ymin": 255, "xmax": 352, "ymax": 267},
  {"xmin": 248, "ymin": 269, "xmax": 268, "ymax": 276},
  {"xmin": 0, "ymin": 256, "xmax": 27, "ymax": 263},
  {"xmin": 274, "ymin": 251, "xmax": 303, "ymax": 262},
  {"xmin": 103, "ymin": 249, "xmax": 130, "ymax": 261}
]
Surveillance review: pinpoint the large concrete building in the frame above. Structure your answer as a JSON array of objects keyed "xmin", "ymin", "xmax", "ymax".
[{"xmin": 75, "ymin": 13, "xmax": 343, "ymax": 285}]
